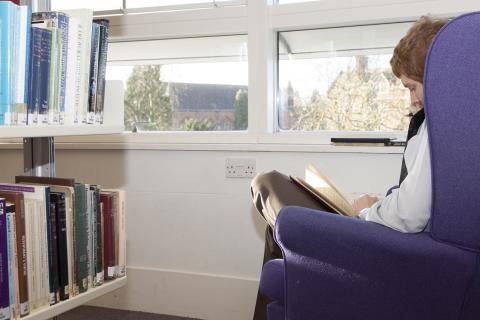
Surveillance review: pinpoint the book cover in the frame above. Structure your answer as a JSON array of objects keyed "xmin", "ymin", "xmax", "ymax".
[
  {"xmin": 8, "ymin": 204, "xmax": 20, "ymax": 318},
  {"xmin": 291, "ymin": 164, "xmax": 357, "ymax": 217},
  {"xmin": 32, "ymin": 12, "xmax": 69, "ymax": 124},
  {"xmin": 103, "ymin": 189, "xmax": 126, "ymax": 277},
  {"xmin": 30, "ymin": 24, "xmax": 61, "ymax": 125},
  {"xmin": 100, "ymin": 193, "xmax": 115, "ymax": 280},
  {"xmin": 16, "ymin": 5, "xmax": 31, "ymax": 125},
  {"xmin": 64, "ymin": 16, "xmax": 82, "ymax": 124},
  {"xmin": 93, "ymin": 19, "xmax": 109, "ymax": 124},
  {"xmin": 14, "ymin": 177, "xmax": 76, "ymax": 298},
  {"xmin": 47, "ymin": 27, "xmax": 61, "ymax": 124},
  {"xmin": 88, "ymin": 23, "xmax": 101, "ymax": 124},
  {"xmin": 29, "ymin": 27, "xmax": 52, "ymax": 125},
  {"xmin": 86, "ymin": 184, "xmax": 93, "ymax": 288},
  {"xmin": 11, "ymin": 4, "xmax": 20, "ymax": 125},
  {"xmin": 0, "ymin": 191, "xmax": 29, "ymax": 316},
  {"xmin": 93, "ymin": 187, "xmax": 103, "ymax": 286},
  {"xmin": 74, "ymin": 183, "xmax": 88, "ymax": 294},
  {"xmin": 63, "ymin": 9, "xmax": 93, "ymax": 124},
  {"xmin": 6, "ymin": 203, "xmax": 19, "ymax": 318},
  {"xmin": 0, "ymin": 198, "xmax": 11, "ymax": 320},
  {"xmin": 50, "ymin": 192, "xmax": 69, "ymax": 301},
  {"xmin": 16, "ymin": 175, "xmax": 75, "ymax": 187},
  {"xmin": 0, "ymin": 2, "xmax": 14, "ymax": 125},
  {"xmin": 88, "ymin": 185, "xmax": 102, "ymax": 287},
  {"xmin": 28, "ymin": 27, "xmax": 41, "ymax": 125},
  {"xmin": 47, "ymin": 193, "xmax": 59, "ymax": 305},
  {"xmin": 0, "ymin": 184, "xmax": 50, "ymax": 310}
]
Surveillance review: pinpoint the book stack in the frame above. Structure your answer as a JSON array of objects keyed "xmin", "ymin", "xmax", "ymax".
[
  {"xmin": 0, "ymin": 177, "xmax": 126, "ymax": 319},
  {"xmin": 0, "ymin": 2, "xmax": 110, "ymax": 126}
]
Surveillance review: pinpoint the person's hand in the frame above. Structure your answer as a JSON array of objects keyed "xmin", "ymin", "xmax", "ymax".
[{"xmin": 352, "ymin": 194, "xmax": 379, "ymax": 214}]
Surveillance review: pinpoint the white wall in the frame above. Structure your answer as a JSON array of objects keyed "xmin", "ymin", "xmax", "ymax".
[{"xmin": 0, "ymin": 147, "xmax": 402, "ymax": 319}]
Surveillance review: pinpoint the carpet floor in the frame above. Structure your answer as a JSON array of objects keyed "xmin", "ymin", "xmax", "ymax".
[{"xmin": 58, "ymin": 306, "xmax": 201, "ymax": 320}]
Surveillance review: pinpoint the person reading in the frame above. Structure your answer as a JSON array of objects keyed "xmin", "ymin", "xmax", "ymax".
[{"xmin": 250, "ymin": 16, "xmax": 448, "ymax": 320}]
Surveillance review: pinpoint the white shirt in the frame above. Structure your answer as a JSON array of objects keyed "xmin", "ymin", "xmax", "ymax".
[{"xmin": 359, "ymin": 121, "xmax": 432, "ymax": 233}]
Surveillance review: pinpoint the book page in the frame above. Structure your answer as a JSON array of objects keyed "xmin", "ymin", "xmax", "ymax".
[{"xmin": 304, "ymin": 164, "xmax": 357, "ymax": 216}]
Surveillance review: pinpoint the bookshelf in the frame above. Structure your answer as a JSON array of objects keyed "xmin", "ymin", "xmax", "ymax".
[
  {"xmin": 0, "ymin": 81, "xmax": 127, "ymax": 318},
  {"xmin": 1, "ymin": 0, "xmax": 127, "ymax": 316},
  {"xmin": 0, "ymin": 124, "xmax": 124, "ymax": 139},
  {"xmin": 12, "ymin": 83, "xmax": 126, "ymax": 318},
  {"xmin": 22, "ymin": 277, "xmax": 127, "ymax": 320}
]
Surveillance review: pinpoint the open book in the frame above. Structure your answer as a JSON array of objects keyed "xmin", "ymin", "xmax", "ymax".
[{"xmin": 290, "ymin": 164, "xmax": 357, "ymax": 217}]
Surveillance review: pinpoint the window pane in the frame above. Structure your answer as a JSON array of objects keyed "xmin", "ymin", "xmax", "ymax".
[
  {"xmin": 278, "ymin": 23, "xmax": 413, "ymax": 132},
  {"xmin": 51, "ymin": 0, "xmax": 122, "ymax": 11},
  {"xmin": 126, "ymin": 0, "xmax": 244, "ymax": 8},
  {"xmin": 107, "ymin": 35, "xmax": 248, "ymax": 132},
  {"xmin": 276, "ymin": 0, "xmax": 319, "ymax": 4}
]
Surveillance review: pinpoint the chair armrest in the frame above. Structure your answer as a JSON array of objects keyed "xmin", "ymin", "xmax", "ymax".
[{"xmin": 274, "ymin": 206, "xmax": 476, "ymax": 320}]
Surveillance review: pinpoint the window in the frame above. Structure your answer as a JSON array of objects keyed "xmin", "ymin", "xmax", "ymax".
[
  {"xmin": 275, "ymin": 0, "xmax": 319, "ymax": 4},
  {"xmin": 52, "ymin": 0, "xmax": 246, "ymax": 12},
  {"xmin": 126, "ymin": 0, "xmax": 246, "ymax": 9},
  {"xmin": 51, "ymin": 0, "xmax": 122, "ymax": 11},
  {"xmin": 107, "ymin": 35, "xmax": 248, "ymax": 132},
  {"xmin": 278, "ymin": 23, "xmax": 413, "ymax": 132}
]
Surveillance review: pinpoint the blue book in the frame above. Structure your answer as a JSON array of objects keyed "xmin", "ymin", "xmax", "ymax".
[
  {"xmin": 32, "ymin": 12, "xmax": 69, "ymax": 124},
  {"xmin": 29, "ymin": 27, "xmax": 52, "ymax": 125},
  {"xmin": 0, "ymin": 2, "xmax": 14, "ymax": 125},
  {"xmin": 23, "ymin": 6, "xmax": 32, "ymax": 109},
  {"xmin": 0, "ymin": 198, "xmax": 11, "ymax": 320}
]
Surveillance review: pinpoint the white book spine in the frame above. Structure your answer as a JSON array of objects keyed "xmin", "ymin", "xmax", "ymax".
[
  {"xmin": 24, "ymin": 202, "xmax": 36, "ymax": 311},
  {"xmin": 64, "ymin": 9, "xmax": 93, "ymax": 125},
  {"xmin": 39, "ymin": 200, "xmax": 50, "ymax": 307},
  {"xmin": 64, "ymin": 17, "xmax": 80, "ymax": 125},
  {"xmin": 74, "ymin": 22, "xmax": 83, "ymax": 125}
]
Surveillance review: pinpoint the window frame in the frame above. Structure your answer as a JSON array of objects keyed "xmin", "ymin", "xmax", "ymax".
[{"xmin": 16, "ymin": 0, "xmax": 477, "ymax": 151}]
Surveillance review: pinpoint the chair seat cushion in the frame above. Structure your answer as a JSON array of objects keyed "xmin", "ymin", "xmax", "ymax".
[{"xmin": 260, "ymin": 259, "xmax": 285, "ymax": 304}]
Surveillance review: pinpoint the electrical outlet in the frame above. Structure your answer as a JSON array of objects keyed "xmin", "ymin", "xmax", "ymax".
[{"xmin": 225, "ymin": 158, "xmax": 256, "ymax": 178}]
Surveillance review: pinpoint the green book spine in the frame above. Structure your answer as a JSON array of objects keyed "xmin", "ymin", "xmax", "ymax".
[
  {"xmin": 46, "ymin": 27, "xmax": 61, "ymax": 124},
  {"xmin": 93, "ymin": 187, "xmax": 103, "ymax": 286}
]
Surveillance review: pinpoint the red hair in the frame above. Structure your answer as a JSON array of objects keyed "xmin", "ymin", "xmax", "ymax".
[{"xmin": 390, "ymin": 16, "xmax": 448, "ymax": 82}]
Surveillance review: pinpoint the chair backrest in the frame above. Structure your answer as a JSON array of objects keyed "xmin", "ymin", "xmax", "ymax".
[{"xmin": 425, "ymin": 12, "xmax": 480, "ymax": 251}]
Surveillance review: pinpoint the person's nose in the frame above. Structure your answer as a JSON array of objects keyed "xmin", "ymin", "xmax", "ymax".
[{"xmin": 411, "ymin": 93, "xmax": 420, "ymax": 107}]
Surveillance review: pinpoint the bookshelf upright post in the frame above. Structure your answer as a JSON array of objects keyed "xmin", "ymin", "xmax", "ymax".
[{"xmin": 23, "ymin": 137, "xmax": 55, "ymax": 177}]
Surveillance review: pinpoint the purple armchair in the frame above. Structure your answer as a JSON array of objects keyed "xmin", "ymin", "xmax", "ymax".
[{"xmin": 259, "ymin": 12, "xmax": 480, "ymax": 320}]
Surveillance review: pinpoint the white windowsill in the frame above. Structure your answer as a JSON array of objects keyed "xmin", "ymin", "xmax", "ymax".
[{"xmin": 0, "ymin": 132, "xmax": 406, "ymax": 153}]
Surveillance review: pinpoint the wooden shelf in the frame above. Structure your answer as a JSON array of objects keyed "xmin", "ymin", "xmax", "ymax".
[
  {"xmin": 22, "ymin": 277, "xmax": 127, "ymax": 320},
  {"xmin": 0, "ymin": 125, "xmax": 124, "ymax": 139}
]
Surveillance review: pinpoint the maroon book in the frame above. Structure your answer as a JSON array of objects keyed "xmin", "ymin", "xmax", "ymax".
[{"xmin": 100, "ymin": 193, "xmax": 115, "ymax": 280}]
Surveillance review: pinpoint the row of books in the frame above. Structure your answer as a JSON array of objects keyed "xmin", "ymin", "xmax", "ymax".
[
  {"xmin": 0, "ymin": 176, "xmax": 126, "ymax": 320},
  {"xmin": 0, "ymin": 3, "xmax": 110, "ymax": 126}
]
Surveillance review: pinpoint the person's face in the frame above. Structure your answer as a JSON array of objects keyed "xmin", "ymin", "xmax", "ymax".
[{"xmin": 400, "ymin": 74, "xmax": 424, "ymax": 114}]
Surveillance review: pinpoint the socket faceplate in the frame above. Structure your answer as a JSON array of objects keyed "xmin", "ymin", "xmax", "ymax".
[{"xmin": 225, "ymin": 158, "xmax": 256, "ymax": 178}]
